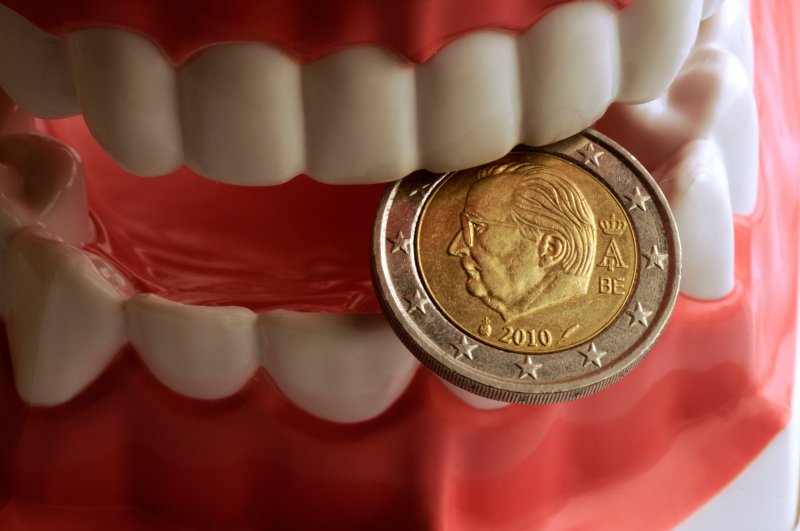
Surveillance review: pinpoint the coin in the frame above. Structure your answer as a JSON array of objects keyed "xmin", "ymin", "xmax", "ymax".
[{"xmin": 372, "ymin": 130, "xmax": 680, "ymax": 404}]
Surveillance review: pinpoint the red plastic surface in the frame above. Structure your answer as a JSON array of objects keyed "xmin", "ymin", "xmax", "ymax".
[
  {"xmin": 0, "ymin": 0, "xmax": 798, "ymax": 529},
  {"xmin": 0, "ymin": 0, "xmax": 631, "ymax": 65}
]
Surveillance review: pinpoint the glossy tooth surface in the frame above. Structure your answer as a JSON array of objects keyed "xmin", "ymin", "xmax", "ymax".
[
  {"xmin": 304, "ymin": 46, "xmax": 417, "ymax": 183},
  {"xmin": 0, "ymin": 134, "xmax": 91, "ymax": 245},
  {"xmin": 699, "ymin": 0, "xmax": 754, "ymax": 80},
  {"xmin": 672, "ymin": 45, "xmax": 757, "ymax": 215},
  {"xmin": 260, "ymin": 312, "xmax": 418, "ymax": 423},
  {"xmin": 518, "ymin": 1, "xmax": 618, "ymax": 146},
  {"xmin": 126, "ymin": 295, "xmax": 259, "ymax": 400},
  {"xmin": 180, "ymin": 44, "xmax": 304, "ymax": 185},
  {"xmin": 417, "ymin": 31, "xmax": 519, "ymax": 171},
  {"xmin": 618, "ymin": 0, "xmax": 703, "ymax": 103},
  {"xmin": 67, "ymin": 29, "xmax": 183, "ymax": 176},
  {"xmin": 656, "ymin": 140, "xmax": 733, "ymax": 299},
  {"xmin": 4, "ymin": 231, "xmax": 129, "ymax": 405},
  {"xmin": 0, "ymin": 5, "xmax": 78, "ymax": 119}
]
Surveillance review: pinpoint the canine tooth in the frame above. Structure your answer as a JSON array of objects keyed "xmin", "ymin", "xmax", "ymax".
[
  {"xmin": 304, "ymin": 46, "xmax": 417, "ymax": 183},
  {"xmin": 0, "ymin": 134, "xmax": 92, "ymax": 245},
  {"xmin": 655, "ymin": 140, "xmax": 733, "ymax": 299},
  {"xmin": 4, "ymin": 231, "xmax": 128, "ymax": 405},
  {"xmin": 518, "ymin": 1, "xmax": 618, "ymax": 146},
  {"xmin": 67, "ymin": 29, "xmax": 183, "ymax": 177},
  {"xmin": 259, "ymin": 312, "xmax": 418, "ymax": 423},
  {"xmin": 0, "ymin": 5, "xmax": 78, "ymax": 119},
  {"xmin": 416, "ymin": 31, "xmax": 520, "ymax": 172},
  {"xmin": 444, "ymin": 381, "xmax": 508, "ymax": 411},
  {"xmin": 180, "ymin": 44, "xmax": 304, "ymax": 185},
  {"xmin": 126, "ymin": 295, "xmax": 259, "ymax": 399},
  {"xmin": 618, "ymin": 0, "xmax": 703, "ymax": 103}
]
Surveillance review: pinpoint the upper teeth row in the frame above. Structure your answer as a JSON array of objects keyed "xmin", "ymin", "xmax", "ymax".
[{"xmin": 0, "ymin": 0, "xmax": 708, "ymax": 185}]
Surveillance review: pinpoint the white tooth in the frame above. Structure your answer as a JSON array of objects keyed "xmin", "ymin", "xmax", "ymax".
[
  {"xmin": 699, "ymin": 0, "xmax": 754, "ymax": 81},
  {"xmin": 416, "ymin": 31, "xmax": 520, "ymax": 172},
  {"xmin": 259, "ymin": 311, "xmax": 418, "ymax": 423},
  {"xmin": 304, "ymin": 46, "xmax": 417, "ymax": 183},
  {"xmin": 702, "ymin": 0, "xmax": 727, "ymax": 19},
  {"xmin": 618, "ymin": 0, "xmax": 704, "ymax": 103},
  {"xmin": 179, "ymin": 44, "xmax": 304, "ymax": 185},
  {"xmin": 67, "ymin": 29, "xmax": 183, "ymax": 176},
  {"xmin": 443, "ymin": 381, "xmax": 509, "ymax": 411},
  {"xmin": 655, "ymin": 140, "xmax": 734, "ymax": 299},
  {"xmin": 660, "ymin": 44, "xmax": 757, "ymax": 216},
  {"xmin": 4, "ymin": 231, "xmax": 129, "ymax": 405},
  {"xmin": 0, "ymin": 134, "xmax": 92, "ymax": 245},
  {"xmin": 0, "ymin": 5, "xmax": 78, "ymax": 119},
  {"xmin": 518, "ymin": 1, "xmax": 618, "ymax": 146},
  {"xmin": 126, "ymin": 295, "xmax": 259, "ymax": 400}
]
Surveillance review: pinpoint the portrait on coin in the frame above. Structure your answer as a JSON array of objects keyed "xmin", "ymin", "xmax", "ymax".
[{"xmin": 448, "ymin": 162, "xmax": 597, "ymax": 322}]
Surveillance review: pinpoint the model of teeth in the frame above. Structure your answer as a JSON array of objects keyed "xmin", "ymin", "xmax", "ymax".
[{"xmin": 0, "ymin": 0, "xmax": 797, "ymax": 529}]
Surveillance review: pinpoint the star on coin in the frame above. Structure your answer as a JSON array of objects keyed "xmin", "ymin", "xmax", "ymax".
[
  {"xmin": 625, "ymin": 186, "xmax": 651, "ymax": 212},
  {"xmin": 579, "ymin": 342, "xmax": 607, "ymax": 367},
  {"xmin": 388, "ymin": 230, "xmax": 412, "ymax": 255},
  {"xmin": 405, "ymin": 289, "xmax": 430, "ymax": 315},
  {"xmin": 643, "ymin": 244, "xmax": 668, "ymax": 270},
  {"xmin": 515, "ymin": 356, "xmax": 543, "ymax": 380},
  {"xmin": 451, "ymin": 335, "xmax": 477, "ymax": 361},
  {"xmin": 409, "ymin": 182, "xmax": 432, "ymax": 197},
  {"xmin": 577, "ymin": 142, "xmax": 605, "ymax": 167},
  {"xmin": 627, "ymin": 302, "xmax": 653, "ymax": 327}
]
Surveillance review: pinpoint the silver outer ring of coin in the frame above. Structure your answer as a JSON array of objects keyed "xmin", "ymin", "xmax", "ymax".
[{"xmin": 371, "ymin": 129, "xmax": 681, "ymax": 404}]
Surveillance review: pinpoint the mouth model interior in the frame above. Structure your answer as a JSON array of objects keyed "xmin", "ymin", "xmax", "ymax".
[
  {"xmin": 0, "ymin": 0, "xmax": 761, "ymax": 413},
  {"xmin": 0, "ymin": 0, "xmax": 797, "ymax": 528}
]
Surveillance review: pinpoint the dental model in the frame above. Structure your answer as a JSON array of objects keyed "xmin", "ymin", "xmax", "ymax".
[{"xmin": 0, "ymin": 0, "xmax": 797, "ymax": 529}]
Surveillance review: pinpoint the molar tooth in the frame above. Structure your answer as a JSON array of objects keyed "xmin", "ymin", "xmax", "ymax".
[
  {"xmin": 126, "ymin": 295, "xmax": 259, "ymax": 399},
  {"xmin": 259, "ymin": 311, "xmax": 418, "ymax": 423},
  {"xmin": 416, "ymin": 31, "xmax": 520, "ymax": 172},
  {"xmin": 304, "ymin": 46, "xmax": 417, "ymax": 183},
  {"xmin": 699, "ymin": 0, "xmax": 754, "ymax": 80},
  {"xmin": 655, "ymin": 140, "xmax": 734, "ymax": 299},
  {"xmin": 4, "ymin": 231, "xmax": 129, "ymax": 405},
  {"xmin": 517, "ymin": 1, "xmax": 618, "ymax": 146},
  {"xmin": 67, "ymin": 29, "xmax": 183, "ymax": 177},
  {"xmin": 179, "ymin": 44, "xmax": 304, "ymax": 185},
  {"xmin": 618, "ymin": 0, "xmax": 704, "ymax": 103},
  {"xmin": 0, "ymin": 5, "xmax": 78, "ymax": 119},
  {"xmin": 0, "ymin": 134, "xmax": 92, "ymax": 245},
  {"xmin": 671, "ymin": 46, "xmax": 757, "ymax": 215}
]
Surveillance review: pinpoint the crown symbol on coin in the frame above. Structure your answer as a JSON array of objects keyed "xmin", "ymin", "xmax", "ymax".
[{"xmin": 600, "ymin": 213, "xmax": 626, "ymax": 235}]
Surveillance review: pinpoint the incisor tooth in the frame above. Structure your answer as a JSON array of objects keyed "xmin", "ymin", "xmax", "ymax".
[
  {"xmin": 0, "ymin": 5, "xmax": 78, "ymax": 119},
  {"xmin": 67, "ymin": 29, "xmax": 183, "ymax": 177},
  {"xmin": 4, "ymin": 231, "xmax": 129, "ymax": 405},
  {"xmin": 0, "ymin": 134, "xmax": 92, "ymax": 245},
  {"xmin": 304, "ymin": 46, "xmax": 417, "ymax": 183},
  {"xmin": 180, "ymin": 44, "xmax": 304, "ymax": 185},
  {"xmin": 618, "ymin": 0, "xmax": 704, "ymax": 102},
  {"xmin": 655, "ymin": 140, "xmax": 734, "ymax": 299},
  {"xmin": 416, "ymin": 31, "xmax": 520, "ymax": 172},
  {"xmin": 518, "ymin": 1, "xmax": 618, "ymax": 146},
  {"xmin": 259, "ymin": 311, "xmax": 418, "ymax": 423},
  {"xmin": 126, "ymin": 295, "xmax": 260, "ymax": 400}
]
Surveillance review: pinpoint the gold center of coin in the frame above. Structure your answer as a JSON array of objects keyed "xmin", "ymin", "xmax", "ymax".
[{"xmin": 417, "ymin": 153, "xmax": 638, "ymax": 354}]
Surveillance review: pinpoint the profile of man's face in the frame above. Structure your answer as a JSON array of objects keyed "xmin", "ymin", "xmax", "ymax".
[{"xmin": 448, "ymin": 174, "xmax": 553, "ymax": 321}]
